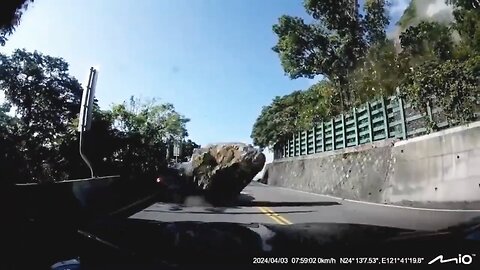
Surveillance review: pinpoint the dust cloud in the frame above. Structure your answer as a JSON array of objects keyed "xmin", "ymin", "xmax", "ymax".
[{"xmin": 389, "ymin": 0, "xmax": 455, "ymax": 49}]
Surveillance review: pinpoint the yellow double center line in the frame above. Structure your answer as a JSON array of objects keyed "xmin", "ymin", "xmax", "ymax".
[{"xmin": 258, "ymin": 207, "xmax": 292, "ymax": 225}]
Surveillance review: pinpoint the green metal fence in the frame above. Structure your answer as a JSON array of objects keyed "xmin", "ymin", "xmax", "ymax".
[{"xmin": 273, "ymin": 94, "xmax": 479, "ymax": 159}]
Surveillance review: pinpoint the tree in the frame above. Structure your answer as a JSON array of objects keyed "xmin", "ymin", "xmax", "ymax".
[
  {"xmin": 0, "ymin": 49, "xmax": 195, "ymax": 183},
  {"xmin": 349, "ymin": 40, "xmax": 400, "ymax": 103},
  {"xmin": 179, "ymin": 139, "xmax": 200, "ymax": 162},
  {"xmin": 110, "ymin": 96, "xmax": 191, "ymax": 171},
  {"xmin": 297, "ymin": 81, "xmax": 338, "ymax": 129},
  {"xmin": 251, "ymin": 91, "xmax": 304, "ymax": 148},
  {"xmin": 396, "ymin": 1, "xmax": 479, "ymax": 130},
  {"xmin": 0, "ymin": 103, "xmax": 14, "ymax": 130},
  {"xmin": 272, "ymin": 0, "xmax": 390, "ymax": 109},
  {"xmin": 400, "ymin": 57, "xmax": 479, "ymax": 127},
  {"xmin": 255, "ymin": 0, "xmax": 479, "ymax": 150},
  {"xmin": 364, "ymin": 0, "xmax": 390, "ymax": 45},
  {"xmin": 111, "ymin": 96, "xmax": 189, "ymax": 143},
  {"xmin": 0, "ymin": 103, "xmax": 26, "ymax": 185},
  {"xmin": 396, "ymin": 0, "xmax": 417, "ymax": 31},
  {"xmin": 0, "ymin": 49, "xmax": 82, "ymax": 137},
  {"xmin": 449, "ymin": 0, "xmax": 480, "ymax": 57},
  {"xmin": 0, "ymin": 49, "xmax": 83, "ymax": 182},
  {"xmin": 0, "ymin": 0, "xmax": 34, "ymax": 46},
  {"xmin": 400, "ymin": 21, "xmax": 454, "ymax": 62},
  {"xmin": 448, "ymin": 0, "xmax": 480, "ymax": 9}
]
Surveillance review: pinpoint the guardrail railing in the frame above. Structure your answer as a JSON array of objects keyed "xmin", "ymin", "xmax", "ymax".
[{"xmin": 273, "ymin": 94, "xmax": 480, "ymax": 160}]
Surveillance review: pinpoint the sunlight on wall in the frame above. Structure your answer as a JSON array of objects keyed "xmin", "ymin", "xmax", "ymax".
[{"xmin": 254, "ymin": 147, "xmax": 273, "ymax": 180}]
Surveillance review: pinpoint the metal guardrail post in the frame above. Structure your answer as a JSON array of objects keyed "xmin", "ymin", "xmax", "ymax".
[
  {"xmin": 321, "ymin": 122, "xmax": 325, "ymax": 152},
  {"xmin": 381, "ymin": 97, "xmax": 390, "ymax": 138},
  {"xmin": 299, "ymin": 132, "xmax": 302, "ymax": 156},
  {"xmin": 289, "ymin": 137, "xmax": 293, "ymax": 157},
  {"xmin": 341, "ymin": 114, "xmax": 346, "ymax": 149},
  {"xmin": 292, "ymin": 133, "xmax": 296, "ymax": 156},
  {"xmin": 331, "ymin": 118, "xmax": 335, "ymax": 150},
  {"xmin": 396, "ymin": 89, "xmax": 407, "ymax": 140},
  {"xmin": 299, "ymin": 132, "xmax": 303, "ymax": 156},
  {"xmin": 426, "ymin": 102, "xmax": 433, "ymax": 122},
  {"xmin": 285, "ymin": 140, "xmax": 288, "ymax": 158},
  {"xmin": 286, "ymin": 143, "xmax": 289, "ymax": 158},
  {"xmin": 366, "ymin": 102, "xmax": 373, "ymax": 143},
  {"xmin": 353, "ymin": 107, "xmax": 358, "ymax": 146},
  {"xmin": 304, "ymin": 131, "xmax": 307, "ymax": 155},
  {"xmin": 298, "ymin": 131, "xmax": 302, "ymax": 155}
]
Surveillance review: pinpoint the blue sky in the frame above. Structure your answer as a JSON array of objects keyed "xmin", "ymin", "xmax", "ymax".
[{"xmin": 0, "ymin": 0, "xmax": 410, "ymax": 146}]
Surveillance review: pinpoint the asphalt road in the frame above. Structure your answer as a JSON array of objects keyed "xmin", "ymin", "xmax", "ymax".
[{"xmin": 130, "ymin": 181, "xmax": 480, "ymax": 231}]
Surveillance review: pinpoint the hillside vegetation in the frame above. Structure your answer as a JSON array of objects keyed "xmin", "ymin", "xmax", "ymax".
[{"xmin": 251, "ymin": 0, "xmax": 479, "ymax": 149}]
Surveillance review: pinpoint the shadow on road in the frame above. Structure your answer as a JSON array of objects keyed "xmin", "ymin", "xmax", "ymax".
[
  {"xmin": 153, "ymin": 193, "xmax": 341, "ymax": 212},
  {"xmin": 233, "ymin": 193, "xmax": 341, "ymax": 207},
  {"xmin": 143, "ymin": 209, "xmax": 314, "ymax": 215}
]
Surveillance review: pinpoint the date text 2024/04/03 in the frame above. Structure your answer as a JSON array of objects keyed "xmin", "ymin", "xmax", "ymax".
[{"xmin": 251, "ymin": 257, "xmax": 426, "ymax": 265}]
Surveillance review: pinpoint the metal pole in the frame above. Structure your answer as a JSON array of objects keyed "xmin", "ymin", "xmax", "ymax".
[
  {"xmin": 78, "ymin": 68, "xmax": 97, "ymax": 178},
  {"xmin": 353, "ymin": 108, "xmax": 358, "ymax": 146},
  {"xmin": 366, "ymin": 101, "xmax": 373, "ymax": 143},
  {"xmin": 396, "ymin": 88, "xmax": 407, "ymax": 140},
  {"xmin": 79, "ymin": 130, "xmax": 94, "ymax": 178}
]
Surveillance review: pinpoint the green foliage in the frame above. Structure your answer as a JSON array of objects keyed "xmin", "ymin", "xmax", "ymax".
[
  {"xmin": 364, "ymin": 0, "xmax": 390, "ymax": 45},
  {"xmin": 297, "ymin": 82, "xmax": 339, "ymax": 129},
  {"xmin": 272, "ymin": 16, "xmax": 334, "ymax": 80},
  {"xmin": 0, "ymin": 49, "xmax": 196, "ymax": 183},
  {"xmin": 254, "ymin": 0, "xmax": 480, "ymax": 149},
  {"xmin": 111, "ymin": 96, "xmax": 189, "ymax": 143},
  {"xmin": 349, "ymin": 40, "xmax": 401, "ymax": 103},
  {"xmin": 251, "ymin": 82, "xmax": 337, "ymax": 148},
  {"xmin": 0, "ymin": 0, "xmax": 34, "ymax": 46},
  {"xmin": 447, "ymin": 0, "xmax": 480, "ymax": 9},
  {"xmin": 451, "ymin": 1, "xmax": 480, "ymax": 56},
  {"xmin": 398, "ymin": 2, "xmax": 480, "ymax": 127},
  {"xmin": 272, "ymin": 0, "xmax": 390, "ymax": 107},
  {"xmin": 251, "ymin": 91, "xmax": 303, "ymax": 149},
  {"xmin": 400, "ymin": 21, "xmax": 454, "ymax": 61},
  {"xmin": 0, "ymin": 49, "xmax": 83, "ymax": 138},
  {"xmin": 0, "ymin": 103, "xmax": 14, "ymax": 130},
  {"xmin": 400, "ymin": 57, "xmax": 480, "ymax": 124},
  {"xmin": 0, "ymin": 103, "xmax": 25, "ymax": 185},
  {"xmin": 396, "ymin": 0, "xmax": 416, "ymax": 29},
  {"xmin": 0, "ymin": 49, "xmax": 83, "ymax": 182},
  {"xmin": 181, "ymin": 139, "xmax": 201, "ymax": 162}
]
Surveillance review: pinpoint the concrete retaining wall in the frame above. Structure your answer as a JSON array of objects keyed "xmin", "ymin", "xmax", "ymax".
[
  {"xmin": 263, "ymin": 121, "xmax": 480, "ymax": 209},
  {"xmin": 383, "ymin": 121, "xmax": 480, "ymax": 209}
]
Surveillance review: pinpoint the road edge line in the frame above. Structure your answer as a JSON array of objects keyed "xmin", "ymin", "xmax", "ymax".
[{"xmin": 256, "ymin": 183, "xmax": 480, "ymax": 213}]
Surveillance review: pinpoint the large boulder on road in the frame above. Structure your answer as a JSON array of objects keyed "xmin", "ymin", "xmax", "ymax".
[{"xmin": 176, "ymin": 143, "xmax": 265, "ymax": 201}]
